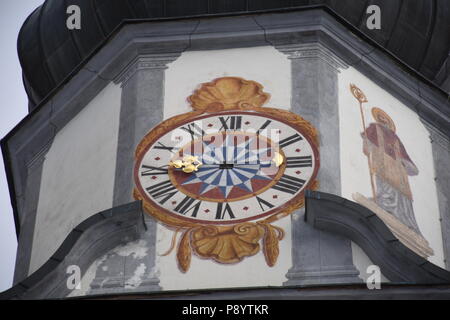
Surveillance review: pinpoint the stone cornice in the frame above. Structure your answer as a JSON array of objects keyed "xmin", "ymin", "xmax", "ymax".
[
  {"xmin": 421, "ymin": 118, "xmax": 450, "ymax": 153},
  {"xmin": 114, "ymin": 53, "xmax": 181, "ymax": 86},
  {"xmin": 305, "ymin": 191, "xmax": 450, "ymax": 284},
  {"xmin": 276, "ymin": 43, "xmax": 348, "ymax": 72},
  {"xmin": 25, "ymin": 140, "xmax": 53, "ymax": 170}
]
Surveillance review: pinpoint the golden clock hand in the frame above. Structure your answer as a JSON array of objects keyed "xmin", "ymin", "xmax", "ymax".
[
  {"xmin": 182, "ymin": 164, "xmax": 197, "ymax": 173},
  {"xmin": 169, "ymin": 155, "xmax": 202, "ymax": 173},
  {"xmin": 232, "ymin": 162, "xmax": 271, "ymax": 167},
  {"xmin": 200, "ymin": 161, "xmax": 274, "ymax": 169},
  {"xmin": 169, "ymin": 159, "xmax": 183, "ymax": 168},
  {"xmin": 272, "ymin": 152, "xmax": 284, "ymax": 167}
]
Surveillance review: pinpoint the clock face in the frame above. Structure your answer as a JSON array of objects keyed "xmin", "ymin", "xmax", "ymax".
[{"xmin": 134, "ymin": 111, "xmax": 319, "ymax": 225}]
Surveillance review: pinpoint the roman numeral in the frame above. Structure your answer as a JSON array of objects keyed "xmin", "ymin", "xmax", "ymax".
[
  {"xmin": 215, "ymin": 202, "xmax": 235, "ymax": 220},
  {"xmin": 256, "ymin": 196, "xmax": 274, "ymax": 211},
  {"xmin": 245, "ymin": 136, "xmax": 251, "ymax": 164},
  {"xmin": 174, "ymin": 196, "xmax": 201, "ymax": 218},
  {"xmin": 146, "ymin": 180, "xmax": 177, "ymax": 204},
  {"xmin": 272, "ymin": 175, "xmax": 306, "ymax": 195},
  {"xmin": 257, "ymin": 120, "xmax": 272, "ymax": 134},
  {"xmin": 279, "ymin": 133, "xmax": 303, "ymax": 148},
  {"xmin": 181, "ymin": 122, "xmax": 205, "ymax": 140},
  {"xmin": 219, "ymin": 116, "xmax": 242, "ymax": 131},
  {"xmin": 285, "ymin": 156, "xmax": 313, "ymax": 168},
  {"xmin": 153, "ymin": 142, "xmax": 175, "ymax": 153},
  {"xmin": 141, "ymin": 165, "xmax": 168, "ymax": 176}
]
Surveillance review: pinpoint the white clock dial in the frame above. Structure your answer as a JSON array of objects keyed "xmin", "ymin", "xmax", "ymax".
[{"xmin": 134, "ymin": 111, "xmax": 319, "ymax": 225}]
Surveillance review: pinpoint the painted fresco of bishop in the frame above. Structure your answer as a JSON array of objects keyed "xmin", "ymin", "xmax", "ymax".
[{"xmin": 361, "ymin": 107, "xmax": 421, "ymax": 234}]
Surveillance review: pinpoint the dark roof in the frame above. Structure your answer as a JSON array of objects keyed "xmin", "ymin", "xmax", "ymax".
[{"xmin": 18, "ymin": 0, "xmax": 450, "ymax": 110}]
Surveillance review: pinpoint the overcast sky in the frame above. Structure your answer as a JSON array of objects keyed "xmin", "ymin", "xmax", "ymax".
[{"xmin": 0, "ymin": 0, "xmax": 44, "ymax": 292}]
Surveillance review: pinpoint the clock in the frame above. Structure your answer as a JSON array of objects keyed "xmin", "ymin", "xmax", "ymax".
[{"xmin": 133, "ymin": 77, "xmax": 319, "ymax": 271}]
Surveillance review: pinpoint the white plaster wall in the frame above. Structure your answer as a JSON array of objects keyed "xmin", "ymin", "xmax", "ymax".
[
  {"xmin": 29, "ymin": 83, "xmax": 122, "ymax": 274},
  {"xmin": 159, "ymin": 46, "xmax": 292, "ymax": 290},
  {"xmin": 68, "ymin": 239, "xmax": 151, "ymax": 297},
  {"xmin": 351, "ymin": 242, "xmax": 389, "ymax": 283},
  {"xmin": 164, "ymin": 46, "xmax": 291, "ymax": 119},
  {"xmin": 338, "ymin": 67, "xmax": 445, "ymax": 269}
]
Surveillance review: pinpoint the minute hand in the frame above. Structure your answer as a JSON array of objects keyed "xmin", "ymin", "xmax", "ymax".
[
  {"xmin": 199, "ymin": 161, "xmax": 273, "ymax": 169},
  {"xmin": 199, "ymin": 152, "xmax": 283, "ymax": 168}
]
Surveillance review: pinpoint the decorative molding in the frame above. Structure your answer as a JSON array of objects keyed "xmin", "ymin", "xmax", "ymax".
[
  {"xmin": 0, "ymin": 201, "xmax": 146, "ymax": 300},
  {"xmin": 434, "ymin": 53, "xmax": 450, "ymax": 89},
  {"xmin": 73, "ymin": 283, "xmax": 450, "ymax": 300},
  {"xmin": 420, "ymin": 118, "xmax": 450, "ymax": 153},
  {"xmin": 114, "ymin": 53, "xmax": 181, "ymax": 86},
  {"xmin": 24, "ymin": 140, "xmax": 53, "ymax": 170},
  {"xmin": 13, "ymin": 139, "xmax": 53, "ymax": 284},
  {"xmin": 276, "ymin": 43, "xmax": 348, "ymax": 72},
  {"xmin": 305, "ymin": 191, "xmax": 450, "ymax": 284},
  {"xmin": 285, "ymin": 265, "xmax": 361, "ymax": 286}
]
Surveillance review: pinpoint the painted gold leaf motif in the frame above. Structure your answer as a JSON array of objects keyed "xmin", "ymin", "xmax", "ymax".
[
  {"xmin": 259, "ymin": 222, "xmax": 284, "ymax": 267},
  {"xmin": 177, "ymin": 229, "xmax": 192, "ymax": 273},
  {"xmin": 191, "ymin": 223, "xmax": 265, "ymax": 265},
  {"xmin": 188, "ymin": 77, "xmax": 271, "ymax": 112}
]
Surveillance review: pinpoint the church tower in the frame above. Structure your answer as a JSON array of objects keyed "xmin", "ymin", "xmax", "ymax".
[{"xmin": 2, "ymin": 0, "xmax": 450, "ymax": 299}]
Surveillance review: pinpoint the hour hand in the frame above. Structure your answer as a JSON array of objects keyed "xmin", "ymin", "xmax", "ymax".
[
  {"xmin": 169, "ymin": 155, "xmax": 202, "ymax": 173},
  {"xmin": 185, "ymin": 153, "xmax": 283, "ymax": 169},
  {"xmin": 199, "ymin": 161, "xmax": 271, "ymax": 169},
  {"xmin": 272, "ymin": 152, "xmax": 284, "ymax": 167}
]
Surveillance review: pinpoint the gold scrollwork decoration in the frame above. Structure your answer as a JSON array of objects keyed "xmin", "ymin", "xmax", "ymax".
[
  {"xmin": 134, "ymin": 77, "xmax": 320, "ymax": 272},
  {"xmin": 349, "ymin": 83, "xmax": 368, "ymax": 103},
  {"xmin": 188, "ymin": 77, "xmax": 271, "ymax": 113},
  {"xmin": 191, "ymin": 223, "xmax": 265, "ymax": 264}
]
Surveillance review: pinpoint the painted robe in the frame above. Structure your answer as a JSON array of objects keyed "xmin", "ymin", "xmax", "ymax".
[{"xmin": 362, "ymin": 122, "xmax": 421, "ymax": 233}]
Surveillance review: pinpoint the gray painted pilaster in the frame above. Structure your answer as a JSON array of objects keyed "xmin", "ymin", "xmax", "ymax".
[
  {"xmin": 113, "ymin": 53, "xmax": 180, "ymax": 206},
  {"xmin": 277, "ymin": 43, "xmax": 361, "ymax": 285},
  {"xmin": 111, "ymin": 52, "xmax": 181, "ymax": 292},
  {"xmin": 13, "ymin": 141, "xmax": 53, "ymax": 284},
  {"xmin": 421, "ymin": 120, "xmax": 450, "ymax": 270}
]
